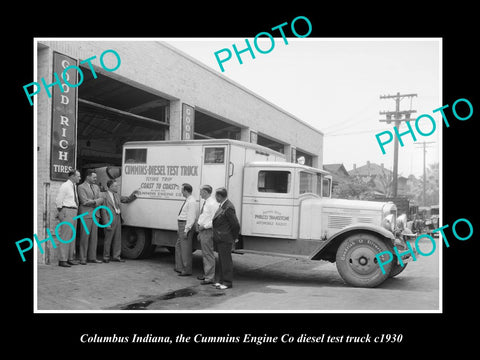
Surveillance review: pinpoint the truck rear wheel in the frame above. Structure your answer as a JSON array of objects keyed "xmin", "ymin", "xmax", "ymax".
[
  {"xmin": 121, "ymin": 227, "xmax": 156, "ymax": 259},
  {"xmin": 335, "ymin": 233, "xmax": 393, "ymax": 288}
]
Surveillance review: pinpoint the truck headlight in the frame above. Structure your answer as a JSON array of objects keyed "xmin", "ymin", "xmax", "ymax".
[
  {"xmin": 382, "ymin": 214, "xmax": 395, "ymax": 232},
  {"xmin": 382, "ymin": 203, "xmax": 397, "ymax": 233}
]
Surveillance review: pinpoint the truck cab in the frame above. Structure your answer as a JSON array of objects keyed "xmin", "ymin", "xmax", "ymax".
[{"xmin": 236, "ymin": 161, "xmax": 405, "ymax": 287}]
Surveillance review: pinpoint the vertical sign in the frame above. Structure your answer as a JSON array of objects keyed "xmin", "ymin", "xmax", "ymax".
[
  {"xmin": 182, "ymin": 103, "xmax": 195, "ymax": 140},
  {"xmin": 50, "ymin": 52, "xmax": 78, "ymax": 181},
  {"xmin": 291, "ymin": 146, "xmax": 297, "ymax": 163}
]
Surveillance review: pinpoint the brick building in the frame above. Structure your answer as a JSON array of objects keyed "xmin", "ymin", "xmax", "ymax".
[{"xmin": 35, "ymin": 40, "xmax": 324, "ymax": 264}]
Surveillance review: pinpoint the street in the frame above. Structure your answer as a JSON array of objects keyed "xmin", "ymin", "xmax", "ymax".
[{"xmin": 37, "ymin": 238, "xmax": 439, "ymax": 312}]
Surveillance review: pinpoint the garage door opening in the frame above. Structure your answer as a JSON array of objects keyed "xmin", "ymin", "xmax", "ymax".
[
  {"xmin": 194, "ymin": 110, "xmax": 241, "ymax": 140},
  {"xmin": 77, "ymin": 69, "xmax": 170, "ymax": 177}
]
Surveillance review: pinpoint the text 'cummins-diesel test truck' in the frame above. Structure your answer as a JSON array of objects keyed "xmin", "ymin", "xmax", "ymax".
[{"xmin": 111, "ymin": 139, "xmax": 413, "ymax": 288}]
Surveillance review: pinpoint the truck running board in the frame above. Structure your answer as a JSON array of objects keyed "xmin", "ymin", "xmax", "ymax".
[{"xmin": 232, "ymin": 249, "xmax": 310, "ymax": 260}]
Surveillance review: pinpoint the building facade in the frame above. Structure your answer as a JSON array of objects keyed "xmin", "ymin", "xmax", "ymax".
[{"xmin": 35, "ymin": 40, "xmax": 324, "ymax": 264}]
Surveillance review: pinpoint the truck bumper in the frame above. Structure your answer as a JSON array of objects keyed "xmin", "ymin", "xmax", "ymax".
[{"xmin": 394, "ymin": 233, "xmax": 418, "ymax": 264}]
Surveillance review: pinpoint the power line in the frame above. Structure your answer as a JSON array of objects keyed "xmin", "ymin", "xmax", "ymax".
[{"xmin": 322, "ymin": 99, "xmax": 377, "ymax": 132}]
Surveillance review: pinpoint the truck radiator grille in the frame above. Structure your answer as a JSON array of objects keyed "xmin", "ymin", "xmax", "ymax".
[
  {"xmin": 357, "ymin": 217, "xmax": 374, "ymax": 224},
  {"xmin": 328, "ymin": 215, "xmax": 353, "ymax": 229}
]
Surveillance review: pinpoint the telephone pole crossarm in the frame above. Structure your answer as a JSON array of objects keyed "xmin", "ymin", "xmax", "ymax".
[{"xmin": 380, "ymin": 93, "xmax": 418, "ymax": 99}]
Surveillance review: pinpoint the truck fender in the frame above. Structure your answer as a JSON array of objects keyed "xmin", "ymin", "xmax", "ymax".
[{"xmin": 309, "ymin": 223, "xmax": 395, "ymax": 261}]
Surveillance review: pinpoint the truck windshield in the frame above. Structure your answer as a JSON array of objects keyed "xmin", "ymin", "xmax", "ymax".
[
  {"xmin": 300, "ymin": 171, "xmax": 321, "ymax": 196},
  {"xmin": 322, "ymin": 177, "xmax": 331, "ymax": 197}
]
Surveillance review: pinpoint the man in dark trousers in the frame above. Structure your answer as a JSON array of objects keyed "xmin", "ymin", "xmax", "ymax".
[
  {"xmin": 212, "ymin": 187, "xmax": 240, "ymax": 290},
  {"xmin": 101, "ymin": 179, "xmax": 139, "ymax": 263},
  {"xmin": 77, "ymin": 169, "xmax": 104, "ymax": 265},
  {"xmin": 175, "ymin": 183, "xmax": 198, "ymax": 276}
]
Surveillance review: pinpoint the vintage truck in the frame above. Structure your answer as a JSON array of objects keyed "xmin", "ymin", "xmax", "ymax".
[{"xmin": 112, "ymin": 139, "xmax": 412, "ymax": 288}]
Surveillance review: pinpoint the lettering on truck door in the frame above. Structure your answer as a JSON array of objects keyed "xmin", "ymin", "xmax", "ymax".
[{"xmin": 242, "ymin": 168, "xmax": 295, "ymax": 237}]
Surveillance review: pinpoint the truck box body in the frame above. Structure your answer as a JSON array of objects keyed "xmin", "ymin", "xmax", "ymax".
[{"xmin": 120, "ymin": 139, "xmax": 285, "ymax": 231}]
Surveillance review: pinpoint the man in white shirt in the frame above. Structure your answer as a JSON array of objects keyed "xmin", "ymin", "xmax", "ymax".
[
  {"xmin": 175, "ymin": 183, "xmax": 198, "ymax": 276},
  {"xmin": 196, "ymin": 185, "xmax": 219, "ymax": 284},
  {"xmin": 55, "ymin": 169, "xmax": 81, "ymax": 267}
]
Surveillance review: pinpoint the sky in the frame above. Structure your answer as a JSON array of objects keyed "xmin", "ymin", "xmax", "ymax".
[{"xmin": 165, "ymin": 38, "xmax": 441, "ymax": 178}]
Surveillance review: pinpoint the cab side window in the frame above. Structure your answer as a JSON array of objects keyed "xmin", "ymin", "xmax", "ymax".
[{"xmin": 258, "ymin": 171, "xmax": 290, "ymax": 193}]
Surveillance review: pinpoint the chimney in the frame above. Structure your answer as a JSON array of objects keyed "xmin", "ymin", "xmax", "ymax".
[
  {"xmin": 353, "ymin": 163, "xmax": 356, "ymax": 171},
  {"xmin": 381, "ymin": 163, "xmax": 384, "ymax": 170}
]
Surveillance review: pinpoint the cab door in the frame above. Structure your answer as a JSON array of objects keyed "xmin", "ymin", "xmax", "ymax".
[{"xmin": 242, "ymin": 166, "xmax": 296, "ymax": 238}]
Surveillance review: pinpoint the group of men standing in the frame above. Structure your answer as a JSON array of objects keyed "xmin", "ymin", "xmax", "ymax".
[
  {"xmin": 55, "ymin": 170, "xmax": 240, "ymax": 290},
  {"xmin": 175, "ymin": 183, "xmax": 240, "ymax": 290},
  {"xmin": 55, "ymin": 169, "xmax": 138, "ymax": 267}
]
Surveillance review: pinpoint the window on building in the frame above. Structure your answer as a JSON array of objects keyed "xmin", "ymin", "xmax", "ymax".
[
  {"xmin": 258, "ymin": 171, "xmax": 291, "ymax": 193},
  {"xmin": 124, "ymin": 148, "xmax": 147, "ymax": 164},
  {"xmin": 204, "ymin": 147, "xmax": 225, "ymax": 164}
]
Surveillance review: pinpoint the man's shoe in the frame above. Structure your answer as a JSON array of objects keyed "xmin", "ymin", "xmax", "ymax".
[
  {"xmin": 58, "ymin": 261, "xmax": 71, "ymax": 268},
  {"xmin": 178, "ymin": 272, "xmax": 192, "ymax": 277},
  {"xmin": 211, "ymin": 282, "xmax": 222, "ymax": 288},
  {"xmin": 80, "ymin": 261, "xmax": 87, "ymax": 265},
  {"xmin": 174, "ymin": 269, "xmax": 182, "ymax": 273},
  {"xmin": 67, "ymin": 260, "xmax": 79, "ymax": 265},
  {"xmin": 201, "ymin": 280, "xmax": 214, "ymax": 285},
  {"xmin": 111, "ymin": 258, "xmax": 125, "ymax": 262},
  {"xmin": 215, "ymin": 284, "xmax": 232, "ymax": 290},
  {"xmin": 103, "ymin": 258, "xmax": 110, "ymax": 263},
  {"xmin": 87, "ymin": 259, "xmax": 102, "ymax": 264},
  {"xmin": 197, "ymin": 275, "xmax": 205, "ymax": 280}
]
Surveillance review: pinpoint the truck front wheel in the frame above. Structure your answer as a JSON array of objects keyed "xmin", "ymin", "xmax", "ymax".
[
  {"xmin": 335, "ymin": 233, "xmax": 393, "ymax": 288},
  {"xmin": 121, "ymin": 227, "xmax": 156, "ymax": 259}
]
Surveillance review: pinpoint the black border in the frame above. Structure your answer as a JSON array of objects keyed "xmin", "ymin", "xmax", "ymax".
[{"xmin": 8, "ymin": 4, "xmax": 479, "ymax": 352}]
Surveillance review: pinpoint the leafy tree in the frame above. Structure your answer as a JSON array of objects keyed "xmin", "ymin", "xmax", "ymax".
[
  {"xmin": 407, "ymin": 163, "xmax": 439, "ymax": 206},
  {"xmin": 375, "ymin": 169, "xmax": 394, "ymax": 197},
  {"xmin": 333, "ymin": 176, "xmax": 376, "ymax": 200}
]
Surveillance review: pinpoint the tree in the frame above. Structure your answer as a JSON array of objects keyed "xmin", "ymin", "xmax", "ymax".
[
  {"xmin": 375, "ymin": 169, "xmax": 394, "ymax": 198},
  {"xmin": 333, "ymin": 176, "xmax": 376, "ymax": 200},
  {"xmin": 407, "ymin": 162, "xmax": 439, "ymax": 206}
]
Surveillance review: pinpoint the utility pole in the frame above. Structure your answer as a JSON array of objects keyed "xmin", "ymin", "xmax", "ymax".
[
  {"xmin": 416, "ymin": 141, "xmax": 435, "ymax": 206},
  {"xmin": 379, "ymin": 92, "xmax": 417, "ymax": 197}
]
